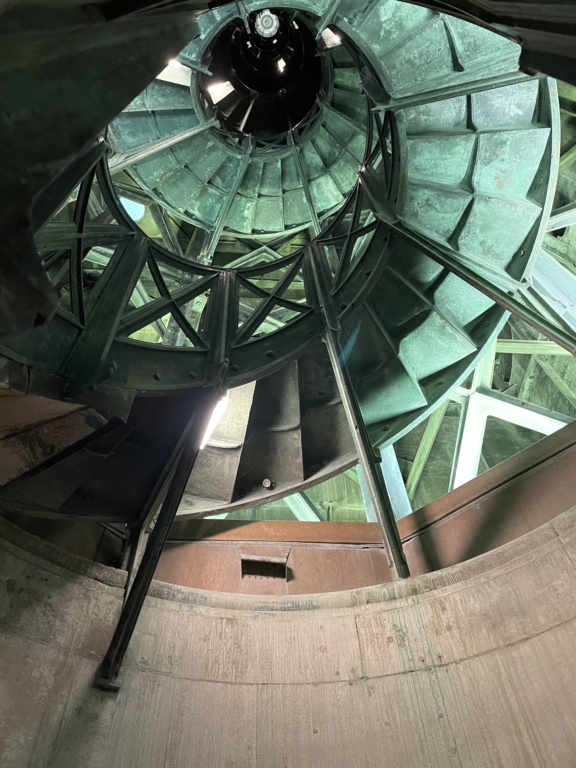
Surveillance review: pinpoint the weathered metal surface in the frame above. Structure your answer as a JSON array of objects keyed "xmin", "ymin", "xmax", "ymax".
[
  {"xmin": 185, "ymin": 380, "xmax": 257, "ymax": 503},
  {"xmin": 0, "ymin": 0, "xmax": 567, "ymax": 532},
  {"xmin": 155, "ymin": 539, "xmax": 390, "ymax": 594},
  {"xmin": 0, "ymin": 1, "xmax": 202, "ymax": 337},
  {"xmin": 168, "ymin": 421, "xmax": 576, "ymax": 585},
  {"xmin": 1, "ymin": 511, "xmax": 124, "ymax": 567},
  {"xmin": 169, "ymin": 518, "xmax": 384, "ymax": 543},
  {"xmin": 107, "ymin": 11, "xmax": 367, "ymax": 239},
  {"xmin": 0, "ymin": 396, "xmax": 105, "ymax": 485},
  {"xmin": 406, "ymin": 0, "xmax": 576, "ymax": 85},
  {"xmin": 400, "ymin": 420, "xmax": 576, "ymax": 574},
  {"xmin": 311, "ymin": 241, "xmax": 409, "ymax": 578},
  {"xmin": 96, "ymin": 385, "xmax": 219, "ymax": 687},
  {"xmin": 0, "ymin": 390, "xmax": 214, "ymax": 527}
]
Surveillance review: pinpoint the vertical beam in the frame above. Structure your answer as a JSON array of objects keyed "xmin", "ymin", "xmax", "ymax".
[
  {"xmin": 200, "ymin": 140, "xmax": 252, "ymax": 264},
  {"xmin": 96, "ymin": 271, "xmax": 237, "ymax": 688},
  {"xmin": 547, "ymin": 202, "xmax": 576, "ymax": 232},
  {"xmin": 31, "ymin": 139, "xmax": 108, "ymax": 233},
  {"xmin": 62, "ymin": 235, "xmax": 146, "ymax": 393},
  {"xmin": 450, "ymin": 344, "xmax": 494, "ymax": 489},
  {"xmin": 95, "ymin": 387, "xmax": 220, "ymax": 690},
  {"xmin": 309, "ymin": 246, "xmax": 409, "ymax": 579},
  {"xmin": 387, "ymin": 222, "xmax": 576, "ymax": 356},
  {"xmin": 380, "ymin": 445, "xmax": 412, "ymax": 521},
  {"xmin": 450, "ymin": 395, "xmax": 488, "ymax": 489},
  {"xmin": 285, "ymin": 492, "xmax": 326, "ymax": 521},
  {"xmin": 290, "ymin": 131, "xmax": 321, "ymax": 236},
  {"xmin": 405, "ymin": 401, "xmax": 449, "ymax": 502},
  {"xmin": 358, "ymin": 449, "xmax": 413, "ymax": 522},
  {"xmin": 450, "ymin": 340, "xmax": 570, "ymax": 489},
  {"xmin": 356, "ymin": 464, "xmax": 377, "ymax": 522}
]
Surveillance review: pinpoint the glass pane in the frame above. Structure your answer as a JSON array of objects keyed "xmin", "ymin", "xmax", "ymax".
[
  {"xmin": 125, "ymin": 263, "xmax": 160, "ymax": 312},
  {"xmin": 394, "ymin": 402, "xmax": 462, "ymax": 509},
  {"xmin": 129, "ymin": 323, "xmax": 164, "ymax": 345},
  {"xmin": 86, "ymin": 182, "xmax": 107, "ymax": 222},
  {"xmin": 251, "ymin": 303, "xmax": 303, "ymax": 336},
  {"xmin": 158, "ymin": 263, "xmax": 205, "ymax": 295},
  {"xmin": 162, "ymin": 313, "xmax": 195, "ymax": 348},
  {"xmin": 281, "ymin": 266, "xmax": 307, "ymax": 304},
  {"xmin": 237, "ymin": 283, "xmax": 265, "ymax": 330},
  {"xmin": 178, "ymin": 287, "xmax": 211, "ymax": 341},
  {"xmin": 349, "ymin": 218, "xmax": 376, "ymax": 272},
  {"xmin": 82, "ymin": 246, "xmax": 113, "ymax": 301},
  {"xmin": 480, "ymin": 417, "xmax": 544, "ymax": 473},
  {"xmin": 246, "ymin": 264, "xmax": 290, "ymax": 295}
]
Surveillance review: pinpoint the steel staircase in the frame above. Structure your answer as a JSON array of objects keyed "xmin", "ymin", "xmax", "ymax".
[
  {"xmin": 0, "ymin": 0, "xmax": 560, "ymax": 528},
  {"xmin": 168, "ymin": 0, "xmax": 557, "ymax": 518}
]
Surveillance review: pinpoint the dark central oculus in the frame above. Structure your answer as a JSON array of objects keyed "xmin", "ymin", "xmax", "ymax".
[{"xmin": 200, "ymin": 9, "xmax": 324, "ymax": 138}]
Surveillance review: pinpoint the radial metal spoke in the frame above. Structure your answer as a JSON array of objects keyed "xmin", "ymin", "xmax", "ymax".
[
  {"xmin": 200, "ymin": 140, "xmax": 252, "ymax": 265},
  {"xmin": 290, "ymin": 131, "xmax": 321, "ymax": 236},
  {"xmin": 108, "ymin": 119, "xmax": 218, "ymax": 174},
  {"xmin": 375, "ymin": 71, "xmax": 541, "ymax": 112}
]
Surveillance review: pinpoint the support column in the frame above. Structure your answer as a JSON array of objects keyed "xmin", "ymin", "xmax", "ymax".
[
  {"xmin": 309, "ymin": 245, "xmax": 409, "ymax": 579},
  {"xmin": 95, "ymin": 386, "xmax": 220, "ymax": 689},
  {"xmin": 61, "ymin": 235, "xmax": 147, "ymax": 394}
]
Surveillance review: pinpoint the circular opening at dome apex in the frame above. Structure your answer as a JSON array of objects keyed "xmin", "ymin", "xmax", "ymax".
[
  {"xmin": 254, "ymin": 9, "xmax": 280, "ymax": 39},
  {"xmin": 200, "ymin": 10, "xmax": 324, "ymax": 138}
]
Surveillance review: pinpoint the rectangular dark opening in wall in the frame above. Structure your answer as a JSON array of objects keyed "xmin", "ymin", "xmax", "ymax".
[{"xmin": 241, "ymin": 558, "xmax": 287, "ymax": 580}]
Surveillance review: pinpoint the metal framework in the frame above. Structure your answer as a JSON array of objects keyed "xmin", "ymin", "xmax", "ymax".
[
  {"xmin": 96, "ymin": 384, "xmax": 220, "ymax": 689},
  {"xmin": 449, "ymin": 342, "xmax": 572, "ymax": 488},
  {"xmin": 1, "ymin": 0, "xmax": 576, "ymax": 687}
]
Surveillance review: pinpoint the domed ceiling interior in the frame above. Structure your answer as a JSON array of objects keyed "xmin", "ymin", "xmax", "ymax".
[{"xmin": 0, "ymin": 0, "xmax": 575, "ymax": 551}]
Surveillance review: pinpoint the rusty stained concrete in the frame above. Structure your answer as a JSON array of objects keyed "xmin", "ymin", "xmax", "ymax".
[{"xmin": 1, "ymin": 509, "xmax": 576, "ymax": 767}]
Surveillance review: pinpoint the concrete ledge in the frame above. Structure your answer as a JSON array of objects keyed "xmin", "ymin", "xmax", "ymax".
[
  {"xmin": 3, "ymin": 503, "xmax": 576, "ymax": 614},
  {"xmin": 0, "ymin": 516, "xmax": 127, "ymax": 589},
  {"xmin": 2, "ymin": 504, "xmax": 576, "ymax": 767}
]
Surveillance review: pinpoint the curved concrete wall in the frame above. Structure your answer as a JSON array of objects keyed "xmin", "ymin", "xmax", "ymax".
[{"xmin": 1, "ymin": 510, "xmax": 576, "ymax": 767}]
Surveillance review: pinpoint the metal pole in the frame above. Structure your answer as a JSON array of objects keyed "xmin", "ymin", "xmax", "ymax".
[
  {"xmin": 95, "ymin": 387, "xmax": 220, "ymax": 690},
  {"xmin": 309, "ymin": 246, "xmax": 409, "ymax": 579}
]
